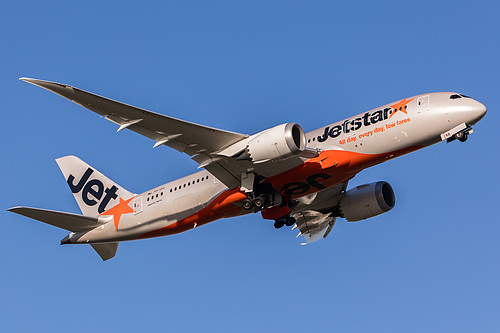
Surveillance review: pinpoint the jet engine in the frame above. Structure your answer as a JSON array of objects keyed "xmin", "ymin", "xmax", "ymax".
[
  {"xmin": 338, "ymin": 181, "xmax": 395, "ymax": 222},
  {"xmin": 246, "ymin": 123, "xmax": 306, "ymax": 163}
]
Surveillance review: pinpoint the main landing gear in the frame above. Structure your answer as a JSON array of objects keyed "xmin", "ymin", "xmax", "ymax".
[
  {"xmin": 273, "ymin": 216, "xmax": 295, "ymax": 229},
  {"xmin": 242, "ymin": 195, "xmax": 269, "ymax": 211},
  {"xmin": 240, "ymin": 170, "xmax": 296, "ymax": 228},
  {"xmin": 240, "ymin": 172, "xmax": 277, "ymax": 212}
]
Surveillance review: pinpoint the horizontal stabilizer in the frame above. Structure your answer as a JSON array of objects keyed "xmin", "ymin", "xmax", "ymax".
[
  {"xmin": 91, "ymin": 243, "xmax": 119, "ymax": 261},
  {"xmin": 8, "ymin": 206, "xmax": 108, "ymax": 232}
]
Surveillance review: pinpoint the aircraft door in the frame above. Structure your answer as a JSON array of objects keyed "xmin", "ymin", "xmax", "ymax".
[
  {"xmin": 133, "ymin": 196, "xmax": 143, "ymax": 214},
  {"xmin": 417, "ymin": 95, "xmax": 430, "ymax": 113}
]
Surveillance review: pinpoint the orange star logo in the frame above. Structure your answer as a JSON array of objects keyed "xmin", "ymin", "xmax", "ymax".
[
  {"xmin": 101, "ymin": 197, "xmax": 135, "ymax": 231},
  {"xmin": 389, "ymin": 98, "xmax": 414, "ymax": 119}
]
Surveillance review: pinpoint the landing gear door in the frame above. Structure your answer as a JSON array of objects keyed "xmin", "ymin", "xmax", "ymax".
[{"xmin": 417, "ymin": 95, "xmax": 429, "ymax": 113}]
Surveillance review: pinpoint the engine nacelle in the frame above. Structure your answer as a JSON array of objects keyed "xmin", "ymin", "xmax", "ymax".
[
  {"xmin": 339, "ymin": 181, "xmax": 395, "ymax": 222},
  {"xmin": 247, "ymin": 123, "xmax": 306, "ymax": 163}
]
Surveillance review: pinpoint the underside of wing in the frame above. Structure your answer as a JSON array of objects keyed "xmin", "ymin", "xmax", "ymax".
[
  {"xmin": 290, "ymin": 182, "xmax": 348, "ymax": 244},
  {"xmin": 21, "ymin": 77, "xmax": 314, "ymax": 190},
  {"xmin": 20, "ymin": 78, "xmax": 248, "ymax": 157},
  {"xmin": 293, "ymin": 210, "xmax": 336, "ymax": 244},
  {"xmin": 21, "ymin": 78, "xmax": 324, "ymax": 189}
]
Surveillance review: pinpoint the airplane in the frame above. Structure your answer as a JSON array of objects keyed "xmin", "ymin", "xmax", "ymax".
[{"xmin": 8, "ymin": 78, "xmax": 487, "ymax": 260}]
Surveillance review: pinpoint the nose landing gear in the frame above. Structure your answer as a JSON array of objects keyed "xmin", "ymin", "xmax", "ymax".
[
  {"xmin": 454, "ymin": 130, "xmax": 468, "ymax": 142},
  {"xmin": 445, "ymin": 125, "xmax": 473, "ymax": 143}
]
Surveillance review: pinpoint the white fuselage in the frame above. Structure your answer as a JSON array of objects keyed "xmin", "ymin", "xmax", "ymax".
[{"xmin": 66, "ymin": 92, "xmax": 486, "ymax": 244}]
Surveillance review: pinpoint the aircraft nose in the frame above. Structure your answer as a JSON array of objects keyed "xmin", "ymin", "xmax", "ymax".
[{"xmin": 469, "ymin": 99, "xmax": 487, "ymax": 125}]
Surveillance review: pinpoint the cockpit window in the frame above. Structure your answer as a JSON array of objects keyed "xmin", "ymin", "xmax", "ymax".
[{"xmin": 450, "ymin": 94, "xmax": 472, "ymax": 99}]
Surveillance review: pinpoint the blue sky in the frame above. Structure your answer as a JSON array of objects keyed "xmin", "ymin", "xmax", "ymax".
[{"xmin": 1, "ymin": 1, "xmax": 499, "ymax": 332}]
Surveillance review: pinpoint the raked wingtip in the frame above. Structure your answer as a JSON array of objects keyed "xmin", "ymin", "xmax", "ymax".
[
  {"xmin": 19, "ymin": 77, "xmax": 44, "ymax": 86},
  {"xmin": 18, "ymin": 77, "xmax": 71, "ymax": 91}
]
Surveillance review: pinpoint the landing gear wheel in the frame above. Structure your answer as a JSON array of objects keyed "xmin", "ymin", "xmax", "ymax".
[
  {"xmin": 274, "ymin": 219, "xmax": 285, "ymax": 229},
  {"xmin": 455, "ymin": 131, "xmax": 468, "ymax": 142},
  {"xmin": 253, "ymin": 195, "xmax": 268, "ymax": 210},
  {"xmin": 242, "ymin": 198, "xmax": 254, "ymax": 210},
  {"xmin": 285, "ymin": 216, "xmax": 296, "ymax": 227}
]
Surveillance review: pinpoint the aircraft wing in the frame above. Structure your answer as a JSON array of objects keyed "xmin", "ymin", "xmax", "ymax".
[
  {"xmin": 20, "ymin": 78, "xmax": 248, "ymax": 157},
  {"xmin": 21, "ymin": 78, "xmax": 307, "ymax": 189}
]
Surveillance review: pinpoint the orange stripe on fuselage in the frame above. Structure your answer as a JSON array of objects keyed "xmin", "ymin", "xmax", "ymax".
[
  {"xmin": 266, "ymin": 146, "xmax": 422, "ymax": 198},
  {"xmin": 138, "ymin": 146, "xmax": 422, "ymax": 239},
  {"xmin": 138, "ymin": 188, "xmax": 247, "ymax": 239}
]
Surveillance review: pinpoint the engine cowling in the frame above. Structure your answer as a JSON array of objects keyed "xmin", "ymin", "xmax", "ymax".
[
  {"xmin": 339, "ymin": 181, "xmax": 395, "ymax": 222},
  {"xmin": 246, "ymin": 123, "xmax": 306, "ymax": 163}
]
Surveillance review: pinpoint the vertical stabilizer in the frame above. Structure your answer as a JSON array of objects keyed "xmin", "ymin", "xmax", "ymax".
[{"xmin": 56, "ymin": 156, "xmax": 134, "ymax": 217}]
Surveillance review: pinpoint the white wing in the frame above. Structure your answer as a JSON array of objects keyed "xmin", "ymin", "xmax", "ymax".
[
  {"xmin": 21, "ymin": 78, "xmax": 248, "ymax": 157},
  {"xmin": 22, "ymin": 78, "xmax": 309, "ymax": 189}
]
